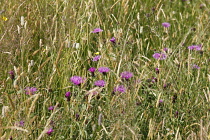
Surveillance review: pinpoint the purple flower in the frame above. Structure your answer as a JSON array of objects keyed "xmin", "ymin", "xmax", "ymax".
[
  {"xmin": 48, "ymin": 106, "xmax": 54, "ymax": 111},
  {"xmin": 92, "ymin": 28, "xmax": 103, "ymax": 33},
  {"xmin": 152, "ymin": 53, "xmax": 167, "ymax": 60},
  {"xmin": 120, "ymin": 71, "xmax": 133, "ymax": 80},
  {"xmin": 110, "ymin": 37, "xmax": 116, "ymax": 43},
  {"xmin": 76, "ymin": 113, "xmax": 80, "ymax": 120},
  {"xmin": 151, "ymin": 77, "xmax": 157, "ymax": 83},
  {"xmin": 19, "ymin": 121, "xmax": 24, "ymax": 127},
  {"xmin": 65, "ymin": 92, "xmax": 71, "ymax": 98},
  {"xmin": 159, "ymin": 99, "xmax": 163, "ymax": 103},
  {"xmin": 162, "ymin": 22, "xmax": 170, "ymax": 28},
  {"xmin": 88, "ymin": 67, "xmax": 96, "ymax": 73},
  {"xmin": 70, "ymin": 76, "xmax": 86, "ymax": 85},
  {"xmin": 9, "ymin": 71, "xmax": 15, "ymax": 80},
  {"xmin": 155, "ymin": 68, "xmax": 159, "ymax": 74},
  {"xmin": 46, "ymin": 128, "xmax": 54, "ymax": 135},
  {"xmin": 98, "ymin": 67, "xmax": 110, "ymax": 75},
  {"xmin": 65, "ymin": 92, "xmax": 71, "ymax": 101},
  {"xmin": 94, "ymin": 80, "xmax": 106, "ymax": 87},
  {"xmin": 92, "ymin": 55, "xmax": 101, "ymax": 61},
  {"xmin": 188, "ymin": 45, "xmax": 202, "ymax": 51},
  {"xmin": 88, "ymin": 67, "xmax": 96, "ymax": 77},
  {"xmin": 114, "ymin": 85, "xmax": 126, "ymax": 93},
  {"xmin": 25, "ymin": 87, "xmax": 37, "ymax": 95},
  {"xmin": 192, "ymin": 64, "xmax": 200, "ymax": 69},
  {"xmin": 163, "ymin": 48, "xmax": 169, "ymax": 52}
]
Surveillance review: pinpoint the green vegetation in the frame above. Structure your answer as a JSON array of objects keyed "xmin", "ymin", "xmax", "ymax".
[{"xmin": 0, "ymin": 0, "xmax": 209, "ymax": 139}]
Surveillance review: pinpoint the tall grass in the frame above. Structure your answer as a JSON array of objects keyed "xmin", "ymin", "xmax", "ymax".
[{"xmin": 0, "ymin": 0, "xmax": 209, "ymax": 139}]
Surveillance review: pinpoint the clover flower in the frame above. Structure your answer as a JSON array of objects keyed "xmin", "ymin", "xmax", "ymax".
[
  {"xmin": 94, "ymin": 80, "xmax": 106, "ymax": 87},
  {"xmin": 70, "ymin": 76, "xmax": 86, "ymax": 86},
  {"xmin": 152, "ymin": 53, "xmax": 167, "ymax": 60},
  {"xmin": 25, "ymin": 87, "xmax": 37, "ymax": 95},
  {"xmin": 120, "ymin": 71, "xmax": 133, "ymax": 80},
  {"xmin": 92, "ymin": 28, "xmax": 103, "ymax": 33},
  {"xmin": 162, "ymin": 22, "xmax": 170, "ymax": 28}
]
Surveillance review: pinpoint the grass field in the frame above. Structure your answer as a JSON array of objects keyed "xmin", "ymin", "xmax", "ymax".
[{"xmin": 0, "ymin": 0, "xmax": 210, "ymax": 139}]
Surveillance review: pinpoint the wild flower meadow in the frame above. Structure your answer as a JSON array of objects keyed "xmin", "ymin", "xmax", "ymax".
[{"xmin": 0, "ymin": 0, "xmax": 209, "ymax": 139}]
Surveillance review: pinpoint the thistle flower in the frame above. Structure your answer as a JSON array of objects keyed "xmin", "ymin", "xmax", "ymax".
[
  {"xmin": 120, "ymin": 71, "xmax": 133, "ymax": 80},
  {"xmin": 162, "ymin": 22, "xmax": 170, "ymax": 28},
  {"xmin": 46, "ymin": 128, "xmax": 54, "ymax": 135},
  {"xmin": 25, "ymin": 87, "xmax": 37, "ymax": 95},
  {"xmin": 88, "ymin": 67, "xmax": 96, "ymax": 77},
  {"xmin": 98, "ymin": 67, "xmax": 110, "ymax": 75},
  {"xmin": 9, "ymin": 70, "xmax": 15, "ymax": 80},
  {"xmin": 155, "ymin": 68, "xmax": 159, "ymax": 74},
  {"xmin": 152, "ymin": 53, "xmax": 167, "ymax": 60},
  {"xmin": 19, "ymin": 121, "xmax": 24, "ymax": 127},
  {"xmin": 92, "ymin": 28, "xmax": 103, "ymax": 33},
  {"xmin": 92, "ymin": 55, "xmax": 101, "ymax": 61},
  {"xmin": 94, "ymin": 80, "xmax": 106, "ymax": 87},
  {"xmin": 163, "ymin": 48, "xmax": 169, "ymax": 52},
  {"xmin": 48, "ymin": 106, "xmax": 54, "ymax": 111},
  {"xmin": 70, "ymin": 76, "xmax": 86, "ymax": 86},
  {"xmin": 114, "ymin": 85, "xmax": 126, "ymax": 93},
  {"xmin": 159, "ymin": 99, "xmax": 163, "ymax": 103},
  {"xmin": 65, "ymin": 92, "xmax": 71, "ymax": 101},
  {"xmin": 188, "ymin": 45, "xmax": 202, "ymax": 51},
  {"xmin": 110, "ymin": 37, "xmax": 116, "ymax": 43},
  {"xmin": 192, "ymin": 64, "xmax": 200, "ymax": 69}
]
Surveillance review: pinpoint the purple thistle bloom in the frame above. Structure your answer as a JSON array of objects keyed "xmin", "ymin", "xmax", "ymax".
[
  {"xmin": 70, "ymin": 76, "xmax": 86, "ymax": 85},
  {"xmin": 120, "ymin": 71, "xmax": 133, "ymax": 80},
  {"xmin": 88, "ymin": 67, "xmax": 96, "ymax": 77},
  {"xmin": 65, "ymin": 92, "xmax": 71, "ymax": 101},
  {"xmin": 110, "ymin": 37, "xmax": 116, "ymax": 43},
  {"xmin": 159, "ymin": 99, "xmax": 163, "ymax": 103},
  {"xmin": 162, "ymin": 22, "xmax": 170, "ymax": 28},
  {"xmin": 25, "ymin": 87, "xmax": 37, "ymax": 95},
  {"xmin": 19, "ymin": 121, "xmax": 24, "ymax": 127},
  {"xmin": 98, "ymin": 67, "xmax": 110, "ymax": 75},
  {"xmin": 46, "ymin": 128, "xmax": 54, "ymax": 135},
  {"xmin": 48, "ymin": 106, "xmax": 54, "ymax": 111},
  {"xmin": 88, "ymin": 67, "xmax": 96, "ymax": 73},
  {"xmin": 188, "ymin": 45, "xmax": 202, "ymax": 51},
  {"xmin": 65, "ymin": 92, "xmax": 71, "ymax": 98},
  {"xmin": 152, "ymin": 53, "xmax": 167, "ymax": 60},
  {"xmin": 92, "ymin": 28, "xmax": 103, "ymax": 33},
  {"xmin": 9, "ymin": 71, "xmax": 15, "ymax": 80},
  {"xmin": 76, "ymin": 113, "xmax": 80, "ymax": 120},
  {"xmin": 163, "ymin": 48, "xmax": 169, "ymax": 52},
  {"xmin": 92, "ymin": 55, "xmax": 101, "ymax": 61},
  {"xmin": 114, "ymin": 85, "xmax": 126, "ymax": 93},
  {"xmin": 192, "ymin": 64, "xmax": 200, "ymax": 69},
  {"xmin": 155, "ymin": 68, "xmax": 159, "ymax": 74},
  {"xmin": 94, "ymin": 80, "xmax": 106, "ymax": 87}
]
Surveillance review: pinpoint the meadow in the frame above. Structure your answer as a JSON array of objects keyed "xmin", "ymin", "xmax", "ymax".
[{"xmin": 0, "ymin": 0, "xmax": 210, "ymax": 139}]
